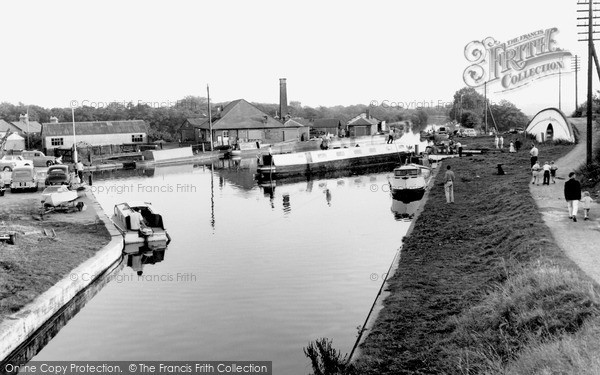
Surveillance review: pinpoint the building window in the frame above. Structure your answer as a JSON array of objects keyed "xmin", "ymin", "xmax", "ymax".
[
  {"xmin": 132, "ymin": 134, "xmax": 143, "ymax": 143},
  {"xmin": 51, "ymin": 138, "xmax": 64, "ymax": 146},
  {"xmin": 222, "ymin": 130, "xmax": 229, "ymax": 137}
]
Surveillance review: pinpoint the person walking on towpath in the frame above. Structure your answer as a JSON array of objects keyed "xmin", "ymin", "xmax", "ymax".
[
  {"xmin": 564, "ymin": 172, "xmax": 582, "ymax": 222},
  {"xmin": 509, "ymin": 141, "xmax": 516, "ymax": 153},
  {"xmin": 531, "ymin": 161, "xmax": 541, "ymax": 185},
  {"xmin": 530, "ymin": 143, "xmax": 539, "ymax": 167},
  {"xmin": 444, "ymin": 165, "xmax": 455, "ymax": 204},
  {"xmin": 495, "ymin": 135, "xmax": 500, "ymax": 149},
  {"xmin": 550, "ymin": 161, "xmax": 558, "ymax": 184},
  {"xmin": 499, "ymin": 135, "xmax": 504, "ymax": 149},
  {"xmin": 542, "ymin": 161, "xmax": 551, "ymax": 185}
]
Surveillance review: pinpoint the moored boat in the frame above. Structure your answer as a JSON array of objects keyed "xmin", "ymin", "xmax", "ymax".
[
  {"xmin": 388, "ymin": 164, "xmax": 431, "ymax": 202},
  {"xmin": 257, "ymin": 143, "xmax": 408, "ymax": 179},
  {"xmin": 111, "ymin": 202, "xmax": 171, "ymax": 245}
]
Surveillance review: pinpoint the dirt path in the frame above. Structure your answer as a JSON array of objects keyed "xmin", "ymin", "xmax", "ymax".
[{"xmin": 531, "ymin": 118, "xmax": 600, "ymax": 283}]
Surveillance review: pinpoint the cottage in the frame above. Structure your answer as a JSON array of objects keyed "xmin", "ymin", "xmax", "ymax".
[
  {"xmin": 526, "ymin": 108, "xmax": 574, "ymax": 143},
  {"xmin": 11, "ymin": 114, "xmax": 42, "ymax": 135},
  {"xmin": 41, "ymin": 119, "xmax": 148, "ymax": 153},
  {"xmin": 180, "ymin": 99, "xmax": 303, "ymax": 146}
]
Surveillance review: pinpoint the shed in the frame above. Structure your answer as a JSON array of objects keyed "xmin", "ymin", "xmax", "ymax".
[
  {"xmin": 347, "ymin": 116, "xmax": 379, "ymax": 137},
  {"xmin": 311, "ymin": 119, "xmax": 344, "ymax": 137},
  {"xmin": 525, "ymin": 108, "xmax": 574, "ymax": 143}
]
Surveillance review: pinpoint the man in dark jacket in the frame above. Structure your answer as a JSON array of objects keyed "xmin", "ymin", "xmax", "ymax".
[{"xmin": 564, "ymin": 172, "xmax": 582, "ymax": 222}]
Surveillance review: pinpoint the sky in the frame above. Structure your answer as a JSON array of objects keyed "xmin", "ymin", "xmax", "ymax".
[{"xmin": 0, "ymin": 0, "xmax": 591, "ymax": 116}]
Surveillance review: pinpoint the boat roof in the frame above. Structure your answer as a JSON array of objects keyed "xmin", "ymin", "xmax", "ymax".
[
  {"xmin": 395, "ymin": 164, "xmax": 420, "ymax": 170},
  {"xmin": 116, "ymin": 201, "xmax": 156, "ymax": 210}
]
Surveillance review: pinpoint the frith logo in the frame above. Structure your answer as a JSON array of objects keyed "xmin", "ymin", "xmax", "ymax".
[{"xmin": 463, "ymin": 27, "xmax": 572, "ymax": 92}]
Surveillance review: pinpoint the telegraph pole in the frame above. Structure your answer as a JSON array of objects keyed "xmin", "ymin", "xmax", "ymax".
[
  {"xmin": 484, "ymin": 81, "xmax": 488, "ymax": 134},
  {"xmin": 577, "ymin": 0, "xmax": 600, "ymax": 165},
  {"xmin": 572, "ymin": 55, "xmax": 580, "ymax": 110},
  {"xmin": 559, "ymin": 69, "xmax": 562, "ymax": 111}
]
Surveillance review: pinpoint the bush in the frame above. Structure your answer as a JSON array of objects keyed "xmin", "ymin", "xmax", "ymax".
[{"xmin": 304, "ymin": 338, "xmax": 357, "ymax": 375}]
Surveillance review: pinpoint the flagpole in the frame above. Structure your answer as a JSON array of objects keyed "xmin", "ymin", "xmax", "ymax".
[
  {"xmin": 207, "ymin": 84, "xmax": 213, "ymax": 151},
  {"xmin": 71, "ymin": 107, "xmax": 78, "ymax": 163},
  {"xmin": 26, "ymin": 109, "xmax": 30, "ymax": 150}
]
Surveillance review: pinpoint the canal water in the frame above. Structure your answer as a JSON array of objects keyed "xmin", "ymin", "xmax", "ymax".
[{"xmin": 26, "ymin": 139, "xmax": 424, "ymax": 373}]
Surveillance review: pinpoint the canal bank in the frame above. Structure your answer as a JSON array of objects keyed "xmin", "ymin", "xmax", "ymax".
[
  {"xmin": 0, "ymin": 191, "xmax": 123, "ymax": 363},
  {"xmin": 349, "ymin": 163, "xmax": 441, "ymax": 361},
  {"xmin": 352, "ymin": 138, "xmax": 600, "ymax": 374}
]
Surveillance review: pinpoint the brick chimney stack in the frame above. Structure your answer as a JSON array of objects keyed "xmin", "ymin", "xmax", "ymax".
[{"xmin": 279, "ymin": 78, "xmax": 287, "ymax": 123}]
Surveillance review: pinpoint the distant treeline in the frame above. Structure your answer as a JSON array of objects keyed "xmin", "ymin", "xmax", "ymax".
[{"xmin": 0, "ymin": 97, "xmax": 447, "ymax": 142}]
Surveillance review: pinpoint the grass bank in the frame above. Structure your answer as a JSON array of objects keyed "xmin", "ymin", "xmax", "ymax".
[
  {"xmin": 349, "ymin": 138, "xmax": 600, "ymax": 374},
  {"xmin": 0, "ymin": 194, "xmax": 110, "ymax": 319}
]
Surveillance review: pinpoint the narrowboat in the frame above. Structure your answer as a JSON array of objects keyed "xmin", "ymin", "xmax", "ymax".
[
  {"xmin": 257, "ymin": 144, "xmax": 408, "ymax": 179},
  {"xmin": 388, "ymin": 164, "xmax": 431, "ymax": 202},
  {"xmin": 111, "ymin": 202, "xmax": 171, "ymax": 245}
]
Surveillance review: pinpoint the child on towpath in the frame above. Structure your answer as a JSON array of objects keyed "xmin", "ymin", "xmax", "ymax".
[{"xmin": 581, "ymin": 191, "xmax": 594, "ymax": 221}]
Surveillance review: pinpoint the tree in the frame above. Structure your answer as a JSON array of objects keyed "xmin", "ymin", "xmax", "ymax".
[
  {"xmin": 488, "ymin": 100, "xmax": 529, "ymax": 132},
  {"xmin": 460, "ymin": 109, "xmax": 482, "ymax": 128},
  {"xmin": 410, "ymin": 109, "xmax": 428, "ymax": 127},
  {"xmin": 449, "ymin": 87, "xmax": 486, "ymax": 123}
]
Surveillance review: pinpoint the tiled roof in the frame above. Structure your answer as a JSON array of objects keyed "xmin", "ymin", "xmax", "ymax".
[
  {"xmin": 41, "ymin": 120, "xmax": 148, "ymax": 137},
  {"xmin": 11, "ymin": 120, "xmax": 42, "ymax": 133},
  {"xmin": 312, "ymin": 118, "xmax": 343, "ymax": 128}
]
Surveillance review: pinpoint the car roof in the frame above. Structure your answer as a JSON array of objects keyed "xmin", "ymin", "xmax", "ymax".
[{"xmin": 48, "ymin": 165, "xmax": 69, "ymax": 171}]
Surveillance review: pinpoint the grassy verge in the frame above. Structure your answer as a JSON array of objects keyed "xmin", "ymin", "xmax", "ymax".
[
  {"xmin": 350, "ymin": 138, "xmax": 600, "ymax": 374},
  {"xmin": 0, "ymin": 195, "xmax": 110, "ymax": 319}
]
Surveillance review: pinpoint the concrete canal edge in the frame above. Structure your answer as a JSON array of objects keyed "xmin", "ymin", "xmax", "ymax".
[
  {"xmin": 0, "ymin": 191, "xmax": 123, "ymax": 362},
  {"xmin": 85, "ymin": 152, "xmax": 222, "ymax": 172},
  {"xmin": 349, "ymin": 163, "xmax": 442, "ymax": 361}
]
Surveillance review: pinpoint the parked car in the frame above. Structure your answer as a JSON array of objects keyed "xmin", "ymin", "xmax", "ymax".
[
  {"xmin": 0, "ymin": 172, "xmax": 6, "ymax": 196},
  {"xmin": 10, "ymin": 166, "xmax": 37, "ymax": 192},
  {"xmin": 0, "ymin": 155, "xmax": 33, "ymax": 171},
  {"xmin": 21, "ymin": 150, "xmax": 56, "ymax": 167},
  {"xmin": 45, "ymin": 165, "xmax": 70, "ymax": 186}
]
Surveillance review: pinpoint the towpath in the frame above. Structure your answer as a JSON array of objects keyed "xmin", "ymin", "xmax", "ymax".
[{"xmin": 531, "ymin": 118, "xmax": 600, "ymax": 284}]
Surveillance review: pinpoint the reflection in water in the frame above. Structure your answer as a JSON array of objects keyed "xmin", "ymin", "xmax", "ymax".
[
  {"xmin": 124, "ymin": 244, "xmax": 167, "ymax": 276},
  {"xmin": 282, "ymin": 194, "xmax": 291, "ymax": 215},
  {"xmin": 210, "ymin": 164, "xmax": 215, "ymax": 230},
  {"xmin": 391, "ymin": 198, "xmax": 422, "ymax": 222}
]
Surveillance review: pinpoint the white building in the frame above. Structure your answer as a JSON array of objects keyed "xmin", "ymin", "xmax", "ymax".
[
  {"xmin": 526, "ymin": 108, "xmax": 575, "ymax": 143},
  {"xmin": 41, "ymin": 120, "xmax": 148, "ymax": 152}
]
